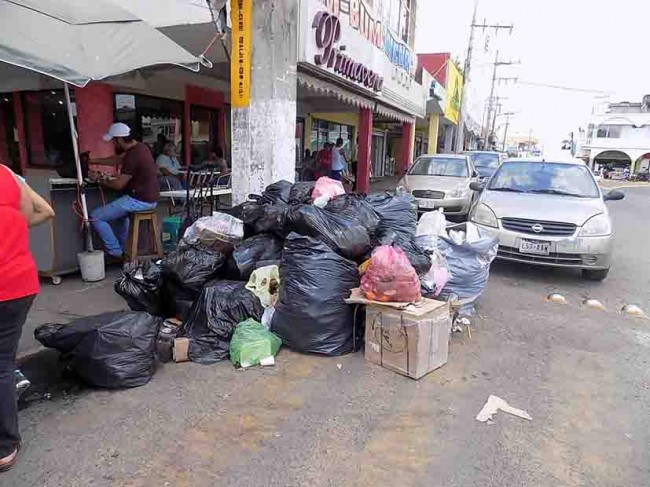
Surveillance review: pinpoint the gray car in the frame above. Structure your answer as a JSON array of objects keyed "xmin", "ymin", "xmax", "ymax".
[
  {"xmin": 398, "ymin": 154, "xmax": 477, "ymax": 218},
  {"xmin": 469, "ymin": 158, "xmax": 625, "ymax": 280}
]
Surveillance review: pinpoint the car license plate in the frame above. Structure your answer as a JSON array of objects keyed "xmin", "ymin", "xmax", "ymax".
[
  {"xmin": 418, "ymin": 199, "xmax": 435, "ymax": 209},
  {"xmin": 519, "ymin": 240, "xmax": 550, "ymax": 255}
]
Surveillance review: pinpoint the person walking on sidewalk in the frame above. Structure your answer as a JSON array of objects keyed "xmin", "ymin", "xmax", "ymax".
[
  {"xmin": 0, "ymin": 164, "xmax": 55, "ymax": 473},
  {"xmin": 90, "ymin": 123, "xmax": 159, "ymax": 259}
]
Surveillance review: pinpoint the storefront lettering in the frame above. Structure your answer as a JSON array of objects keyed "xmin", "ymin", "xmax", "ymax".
[
  {"xmin": 312, "ymin": 11, "xmax": 384, "ymax": 92},
  {"xmin": 324, "ymin": 0, "xmax": 414, "ymax": 74}
]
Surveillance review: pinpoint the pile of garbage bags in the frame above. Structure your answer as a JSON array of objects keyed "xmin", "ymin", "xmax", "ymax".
[{"xmin": 39, "ymin": 177, "xmax": 499, "ymax": 388}]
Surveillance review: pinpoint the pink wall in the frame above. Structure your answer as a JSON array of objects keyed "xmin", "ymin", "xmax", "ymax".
[
  {"xmin": 398, "ymin": 123, "xmax": 414, "ymax": 176},
  {"xmin": 76, "ymin": 82, "xmax": 115, "ymax": 159},
  {"xmin": 357, "ymin": 108, "xmax": 373, "ymax": 193}
]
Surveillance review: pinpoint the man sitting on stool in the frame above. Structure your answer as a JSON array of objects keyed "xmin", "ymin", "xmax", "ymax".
[{"xmin": 89, "ymin": 123, "xmax": 159, "ymax": 259}]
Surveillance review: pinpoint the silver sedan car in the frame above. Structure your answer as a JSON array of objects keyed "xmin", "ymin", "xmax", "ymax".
[
  {"xmin": 469, "ymin": 158, "xmax": 625, "ymax": 280},
  {"xmin": 398, "ymin": 154, "xmax": 477, "ymax": 218}
]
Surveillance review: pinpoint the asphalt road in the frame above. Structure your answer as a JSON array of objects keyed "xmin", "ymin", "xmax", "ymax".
[{"xmin": 4, "ymin": 187, "xmax": 649, "ymax": 487}]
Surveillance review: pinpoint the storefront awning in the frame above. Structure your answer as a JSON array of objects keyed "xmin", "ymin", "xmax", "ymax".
[
  {"xmin": 374, "ymin": 102, "xmax": 416, "ymax": 124},
  {"xmin": 297, "ymin": 72, "xmax": 374, "ymax": 110}
]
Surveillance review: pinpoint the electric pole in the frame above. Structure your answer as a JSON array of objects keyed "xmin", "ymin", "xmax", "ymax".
[
  {"xmin": 454, "ymin": 1, "xmax": 514, "ymax": 153},
  {"xmin": 482, "ymin": 54, "xmax": 519, "ymax": 143},
  {"xmin": 499, "ymin": 112, "xmax": 515, "ymax": 151}
]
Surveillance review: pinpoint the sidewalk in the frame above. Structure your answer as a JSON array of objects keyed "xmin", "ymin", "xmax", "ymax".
[
  {"xmin": 18, "ymin": 267, "xmax": 126, "ymax": 358},
  {"xmin": 600, "ymin": 180, "xmax": 650, "ymax": 190},
  {"xmin": 369, "ymin": 176, "xmax": 399, "ymax": 193}
]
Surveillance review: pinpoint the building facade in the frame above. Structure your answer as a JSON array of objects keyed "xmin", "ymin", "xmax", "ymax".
[
  {"xmin": 582, "ymin": 97, "xmax": 650, "ymax": 172},
  {"xmin": 0, "ymin": 0, "xmax": 429, "ymax": 202}
]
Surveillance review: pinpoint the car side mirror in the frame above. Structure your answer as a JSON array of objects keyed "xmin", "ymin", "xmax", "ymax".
[
  {"xmin": 469, "ymin": 181, "xmax": 484, "ymax": 192},
  {"xmin": 604, "ymin": 189, "xmax": 625, "ymax": 201}
]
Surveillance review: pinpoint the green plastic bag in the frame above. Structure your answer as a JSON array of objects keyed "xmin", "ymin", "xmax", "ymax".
[{"xmin": 230, "ymin": 319, "xmax": 282, "ymax": 368}]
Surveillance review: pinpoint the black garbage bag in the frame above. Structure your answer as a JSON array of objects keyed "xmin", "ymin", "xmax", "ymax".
[
  {"xmin": 114, "ymin": 261, "xmax": 163, "ymax": 315},
  {"xmin": 285, "ymin": 204, "xmax": 371, "ymax": 260},
  {"xmin": 253, "ymin": 202, "xmax": 289, "ymax": 236},
  {"xmin": 34, "ymin": 311, "xmax": 161, "ymax": 389},
  {"xmin": 161, "ymin": 242, "xmax": 226, "ymax": 296},
  {"xmin": 231, "ymin": 200, "xmax": 266, "ymax": 237},
  {"xmin": 226, "ymin": 234, "xmax": 284, "ymax": 280},
  {"xmin": 161, "ymin": 280, "xmax": 196, "ymax": 320},
  {"xmin": 366, "ymin": 192, "xmax": 417, "ymax": 239},
  {"xmin": 260, "ymin": 180, "xmax": 292, "ymax": 204},
  {"xmin": 325, "ymin": 193, "xmax": 380, "ymax": 235},
  {"xmin": 271, "ymin": 233, "xmax": 360, "ymax": 356},
  {"xmin": 181, "ymin": 280, "xmax": 264, "ymax": 364},
  {"xmin": 288, "ymin": 181, "xmax": 316, "ymax": 204}
]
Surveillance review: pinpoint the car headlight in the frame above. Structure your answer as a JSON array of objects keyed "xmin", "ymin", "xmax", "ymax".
[
  {"xmin": 449, "ymin": 185, "xmax": 470, "ymax": 198},
  {"xmin": 580, "ymin": 213, "xmax": 612, "ymax": 236},
  {"xmin": 470, "ymin": 203, "xmax": 498, "ymax": 228}
]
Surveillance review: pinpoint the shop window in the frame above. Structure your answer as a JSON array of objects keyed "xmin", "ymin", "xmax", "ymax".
[
  {"xmin": 23, "ymin": 90, "xmax": 74, "ymax": 168},
  {"xmin": 310, "ymin": 119, "xmax": 354, "ymax": 159},
  {"xmin": 0, "ymin": 94, "xmax": 21, "ymax": 173},
  {"xmin": 596, "ymin": 125, "xmax": 622, "ymax": 139},
  {"xmin": 114, "ymin": 93, "xmax": 183, "ymax": 161}
]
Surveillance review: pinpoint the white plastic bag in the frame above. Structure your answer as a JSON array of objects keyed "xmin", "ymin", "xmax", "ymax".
[
  {"xmin": 417, "ymin": 208, "xmax": 447, "ymax": 238},
  {"xmin": 183, "ymin": 213, "xmax": 244, "ymax": 250}
]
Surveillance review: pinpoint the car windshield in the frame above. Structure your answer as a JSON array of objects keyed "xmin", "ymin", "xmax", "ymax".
[
  {"xmin": 488, "ymin": 162, "xmax": 600, "ymax": 198},
  {"xmin": 409, "ymin": 157, "xmax": 469, "ymax": 177},
  {"xmin": 466, "ymin": 152, "xmax": 500, "ymax": 169}
]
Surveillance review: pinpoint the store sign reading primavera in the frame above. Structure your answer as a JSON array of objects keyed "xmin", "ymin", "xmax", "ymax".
[{"xmin": 312, "ymin": 11, "xmax": 384, "ymax": 92}]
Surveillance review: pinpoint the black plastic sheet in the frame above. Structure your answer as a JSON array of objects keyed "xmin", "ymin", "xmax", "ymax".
[{"xmin": 114, "ymin": 261, "xmax": 163, "ymax": 316}]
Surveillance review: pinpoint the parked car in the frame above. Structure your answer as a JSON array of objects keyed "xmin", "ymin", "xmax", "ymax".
[
  {"xmin": 398, "ymin": 154, "xmax": 477, "ymax": 218},
  {"xmin": 469, "ymin": 158, "xmax": 625, "ymax": 280},
  {"xmin": 464, "ymin": 151, "xmax": 504, "ymax": 183}
]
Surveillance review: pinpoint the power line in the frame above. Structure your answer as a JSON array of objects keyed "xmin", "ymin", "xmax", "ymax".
[{"xmin": 516, "ymin": 81, "xmax": 613, "ymax": 95}]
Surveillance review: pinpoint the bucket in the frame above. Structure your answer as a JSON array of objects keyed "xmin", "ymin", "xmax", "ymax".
[{"xmin": 77, "ymin": 250, "xmax": 105, "ymax": 282}]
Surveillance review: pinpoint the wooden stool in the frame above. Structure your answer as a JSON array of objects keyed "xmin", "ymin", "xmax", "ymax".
[{"xmin": 126, "ymin": 210, "xmax": 163, "ymax": 261}]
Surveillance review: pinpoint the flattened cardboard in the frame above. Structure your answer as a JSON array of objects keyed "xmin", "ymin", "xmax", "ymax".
[{"xmin": 346, "ymin": 288, "xmax": 447, "ymax": 317}]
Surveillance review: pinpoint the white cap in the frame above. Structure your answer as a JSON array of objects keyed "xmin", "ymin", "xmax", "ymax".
[{"xmin": 103, "ymin": 122, "xmax": 131, "ymax": 141}]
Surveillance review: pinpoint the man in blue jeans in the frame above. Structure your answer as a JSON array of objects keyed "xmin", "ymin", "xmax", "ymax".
[{"xmin": 90, "ymin": 123, "xmax": 159, "ymax": 259}]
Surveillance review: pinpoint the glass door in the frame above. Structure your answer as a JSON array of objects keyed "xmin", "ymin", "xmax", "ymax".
[{"xmin": 371, "ymin": 131, "xmax": 386, "ymax": 178}]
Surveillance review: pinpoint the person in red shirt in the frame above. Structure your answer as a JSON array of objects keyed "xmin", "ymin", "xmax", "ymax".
[
  {"xmin": 89, "ymin": 123, "xmax": 159, "ymax": 258},
  {"xmin": 0, "ymin": 164, "xmax": 54, "ymax": 473},
  {"xmin": 315, "ymin": 142, "xmax": 333, "ymax": 179}
]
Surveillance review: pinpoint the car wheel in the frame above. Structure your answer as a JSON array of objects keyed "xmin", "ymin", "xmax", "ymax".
[{"xmin": 582, "ymin": 268, "xmax": 609, "ymax": 281}]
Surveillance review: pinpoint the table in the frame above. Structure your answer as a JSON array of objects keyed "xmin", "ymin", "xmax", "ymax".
[{"xmin": 159, "ymin": 187, "xmax": 232, "ymax": 200}]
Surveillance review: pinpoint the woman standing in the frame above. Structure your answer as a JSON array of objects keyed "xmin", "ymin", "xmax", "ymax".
[{"xmin": 0, "ymin": 164, "xmax": 54, "ymax": 473}]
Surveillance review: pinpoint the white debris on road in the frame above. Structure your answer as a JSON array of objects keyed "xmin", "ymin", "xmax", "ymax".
[{"xmin": 476, "ymin": 395, "xmax": 532, "ymax": 423}]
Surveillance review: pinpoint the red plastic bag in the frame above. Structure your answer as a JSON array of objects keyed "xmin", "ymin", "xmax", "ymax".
[
  {"xmin": 311, "ymin": 177, "xmax": 345, "ymax": 202},
  {"xmin": 360, "ymin": 246, "xmax": 422, "ymax": 303}
]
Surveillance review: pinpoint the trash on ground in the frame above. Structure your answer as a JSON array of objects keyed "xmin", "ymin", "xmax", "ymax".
[
  {"xmin": 311, "ymin": 176, "xmax": 345, "ymax": 203},
  {"xmin": 245, "ymin": 265, "xmax": 280, "ymax": 308},
  {"xmin": 476, "ymin": 395, "xmax": 532, "ymax": 423},
  {"xmin": 226, "ymin": 234, "xmax": 283, "ymax": 281},
  {"xmin": 183, "ymin": 213, "xmax": 244, "ymax": 252},
  {"xmin": 366, "ymin": 192, "xmax": 418, "ymax": 240},
  {"xmin": 181, "ymin": 281, "xmax": 264, "ymax": 364},
  {"xmin": 114, "ymin": 260, "xmax": 163, "ymax": 316},
  {"xmin": 35, "ymin": 311, "xmax": 161, "ymax": 389},
  {"xmin": 361, "ymin": 245, "xmax": 421, "ymax": 303},
  {"xmin": 546, "ymin": 293, "xmax": 567, "ymax": 304},
  {"xmin": 173, "ymin": 337, "xmax": 190, "ymax": 363},
  {"xmin": 230, "ymin": 319, "xmax": 282, "ymax": 368},
  {"xmin": 621, "ymin": 304, "xmax": 646, "ymax": 317},
  {"xmin": 271, "ymin": 233, "xmax": 360, "ymax": 356},
  {"xmin": 364, "ymin": 298, "xmax": 451, "ymax": 380},
  {"xmin": 583, "ymin": 298, "xmax": 605, "ymax": 310},
  {"xmin": 437, "ymin": 223, "xmax": 499, "ymax": 316}
]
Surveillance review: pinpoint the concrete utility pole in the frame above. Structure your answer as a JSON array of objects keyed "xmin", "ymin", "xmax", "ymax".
[
  {"xmin": 454, "ymin": 1, "xmax": 514, "ymax": 153},
  {"xmin": 500, "ymin": 112, "xmax": 515, "ymax": 151}
]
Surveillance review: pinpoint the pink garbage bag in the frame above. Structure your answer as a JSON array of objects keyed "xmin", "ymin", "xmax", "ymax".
[
  {"xmin": 311, "ymin": 177, "xmax": 345, "ymax": 202},
  {"xmin": 361, "ymin": 245, "xmax": 421, "ymax": 303}
]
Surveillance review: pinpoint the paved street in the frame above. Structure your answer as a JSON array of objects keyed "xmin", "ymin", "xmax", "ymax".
[{"xmin": 4, "ymin": 187, "xmax": 649, "ymax": 487}]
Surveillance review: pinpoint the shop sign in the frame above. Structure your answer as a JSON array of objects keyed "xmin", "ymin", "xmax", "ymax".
[
  {"xmin": 444, "ymin": 61, "xmax": 463, "ymax": 124},
  {"xmin": 230, "ymin": 0, "xmax": 252, "ymax": 108},
  {"xmin": 323, "ymin": 0, "xmax": 415, "ymax": 75},
  {"xmin": 312, "ymin": 11, "xmax": 384, "ymax": 92}
]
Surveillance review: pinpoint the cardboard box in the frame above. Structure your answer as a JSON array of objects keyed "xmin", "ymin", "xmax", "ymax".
[{"xmin": 364, "ymin": 300, "xmax": 451, "ymax": 380}]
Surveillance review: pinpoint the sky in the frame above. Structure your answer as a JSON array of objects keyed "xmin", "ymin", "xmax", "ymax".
[{"xmin": 415, "ymin": 0, "xmax": 650, "ymax": 150}]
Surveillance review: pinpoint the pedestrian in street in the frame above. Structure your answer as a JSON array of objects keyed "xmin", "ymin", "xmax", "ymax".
[
  {"xmin": 0, "ymin": 164, "xmax": 55, "ymax": 473},
  {"xmin": 331, "ymin": 138, "xmax": 348, "ymax": 181},
  {"xmin": 90, "ymin": 123, "xmax": 159, "ymax": 260}
]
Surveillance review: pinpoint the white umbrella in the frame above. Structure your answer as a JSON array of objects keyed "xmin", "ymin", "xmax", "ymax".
[{"xmin": 0, "ymin": 0, "xmax": 206, "ymax": 251}]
